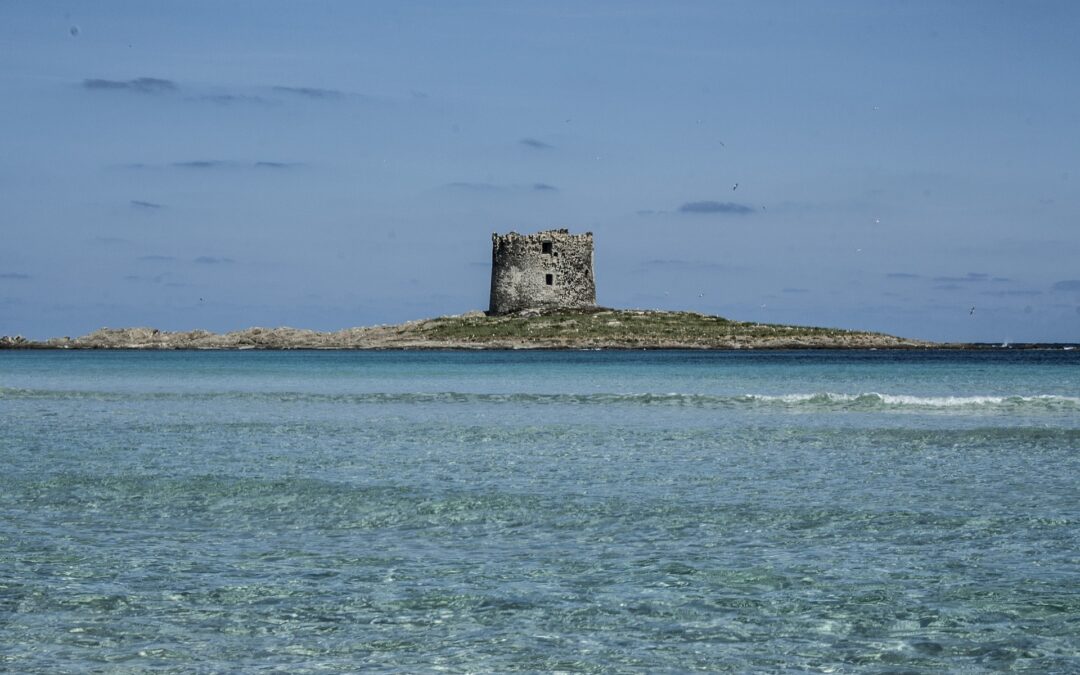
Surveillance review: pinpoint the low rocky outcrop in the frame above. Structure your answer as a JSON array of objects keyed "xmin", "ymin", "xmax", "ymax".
[
  {"xmin": 0, "ymin": 335, "xmax": 32, "ymax": 348},
  {"xmin": 3, "ymin": 309, "xmax": 937, "ymax": 350}
]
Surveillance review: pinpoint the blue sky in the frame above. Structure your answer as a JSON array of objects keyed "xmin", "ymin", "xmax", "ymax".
[{"xmin": 2, "ymin": 1, "xmax": 1078, "ymax": 342}]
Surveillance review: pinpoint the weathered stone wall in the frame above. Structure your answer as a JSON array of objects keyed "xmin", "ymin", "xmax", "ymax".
[{"xmin": 489, "ymin": 229, "xmax": 596, "ymax": 314}]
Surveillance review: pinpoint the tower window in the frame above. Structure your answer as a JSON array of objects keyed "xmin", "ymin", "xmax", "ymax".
[
  {"xmin": 542, "ymin": 241, "xmax": 553, "ymax": 254},
  {"xmin": 545, "ymin": 273, "xmax": 553, "ymax": 285}
]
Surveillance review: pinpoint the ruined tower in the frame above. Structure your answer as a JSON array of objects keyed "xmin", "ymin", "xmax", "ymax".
[{"xmin": 488, "ymin": 229, "xmax": 596, "ymax": 314}]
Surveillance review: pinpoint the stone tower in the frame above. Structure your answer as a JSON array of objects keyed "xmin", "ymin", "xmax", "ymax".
[{"xmin": 488, "ymin": 229, "xmax": 596, "ymax": 314}]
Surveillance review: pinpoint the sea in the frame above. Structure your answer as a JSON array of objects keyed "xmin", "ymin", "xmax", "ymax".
[{"xmin": 1, "ymin": 349, "xmax": 1078, "ymax": 673}]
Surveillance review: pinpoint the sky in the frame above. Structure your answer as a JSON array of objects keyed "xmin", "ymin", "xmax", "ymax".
[{"xmin": 2, "ymin": 1, "xmax": 1079, "ymax": 342}]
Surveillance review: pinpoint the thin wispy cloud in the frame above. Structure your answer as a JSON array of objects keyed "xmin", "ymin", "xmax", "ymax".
[
  {"xmin": 130, "ymin": 200, "xmax": 164, "ymax": 209},
  {"xmin": 83, "ymin": 77, "xmax": 177, "ymax": 94},
  {"xmin": 158, "ymin": 160, "xmax": 300, "ymax": 170},
  {"xmin": 138, "ymin": 255, "xmax": 175, "ymax": 262},
  {"xmin": 932, "ymin": 273, "xmax": 989, "ymax": 283},
  {"xmin": 194, "ymin": 256, "xmax": 235, "ymax": 265},
  {"xmin": 0, "ymin": 272, "xmax": 30, "ymax": 280},
  {"xmin": 272, "ymin": 85, "xmax": 345, "ymax": 100},
  {"xmin": 173, "ymin": 160, "xmax": 233, "ymax": 169},
  {"xmin": 124, "ymin": 274, "xmax": 166, "ymax": 284},
  {"xmin": 980, "ymin": 290, "xmax": 1042, "ymax": 297},
  {"xmin": 446, "ymin": 181, "xmax": 503, "ymax": 191},
  {"xmin": 123, "ymin": 274, "xmax": 185, "ymax": 287},
  {"xmin": 254, "ymin": 161, "xmax": 303, "ymax": 169},
  {"xmin": 196, "ymin": 94, "xmax": 271, "ymax": 106},
  {"xmin": 520, "ymin": 138, "xmax": 553, "ymax": 150},
  {"xmin": 1052, "ymin": 280, "xmax": 1080, "ymax": 291},
  {"xmin": 678, "ymin": 201, "xmax": 754, "ymax": 215},
  {"xmin": 782, "ymin": 287, "xmax": 809, "ymax": 294},
  {"xmin": 887, "ymin": 272, "xmax": 920, "ymax": 279},
  {"xmin": 445, "ymin": 181, "xmax": 558, "ymax": 193},
  {"xmin": 84, "ymin": 77, "xmax": 360, "ymax": 106}
]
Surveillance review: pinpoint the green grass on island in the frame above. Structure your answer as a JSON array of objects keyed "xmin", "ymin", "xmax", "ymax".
[
  {"xmin": 423, "ymin": 308, "xmax": 857, "ymax": 341},
  {"xmin": 396, "ymin": 308, "xmax": 928, "ymax": 349},
  {"xmin": 1, "ymin": 307, "xmax": 933, "ymax": 349}
]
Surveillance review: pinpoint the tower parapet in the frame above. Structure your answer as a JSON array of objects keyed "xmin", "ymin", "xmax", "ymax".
[{"xmin": 489, "ymin": 229, "xmax": 596, "ymax": 314}]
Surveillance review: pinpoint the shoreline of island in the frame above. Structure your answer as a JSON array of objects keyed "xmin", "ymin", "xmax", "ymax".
[{"xmin": 1, "ymin": 308, "xmax": 1073, "ymax": 351}]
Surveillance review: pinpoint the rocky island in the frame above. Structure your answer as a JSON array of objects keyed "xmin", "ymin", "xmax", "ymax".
[
  {"xmin": 1, "ymin": 231, "xmax": 940, "ymax": 350},
  {"xmin": 1, "ymin": 308, "xmax": 933, "ymax": 350}
]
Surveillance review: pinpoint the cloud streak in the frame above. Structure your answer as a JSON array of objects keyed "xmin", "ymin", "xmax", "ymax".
[
  {"xmin": 152, "ymin": 160, "xmax": 301, "ymax": 170},
  {"xmin": 445, "ymin": 181, "xmax": 556, "ymax": 192},
  {"xmin": 1052, "ymin": 280, "xmax": 1080, "ymax": 291},
  {"xmin": 520, "ymin": 138, "xmax": 553, "ymax": 150},
  {"xmin": 932, "ymin": 273, "xmax": 989, "ymax": 283},
  {"xmin": 173, "ymin": 160, "xmax": 232, "ymax": 169},
  {"xmin": 272, "ymin": 85, "xmax": 345, "ymax": 100},
  {"xmin": 678, "ymin": 201, "xmax": 754, "ymax": 215},
  {"xmin": 130, "ymin": 200, "xmax": 164, "ymax": 209},
  {"xmin": 254, "ymin": 161, "xmax": 303, "ymax": 169},
  {"xmin": 194, "ymin": 256, "xmax": 235, "ymax": 265},
  {"xmin": 0, "ymin": 273, "xmax": 30, "ymax": 280},
  {"xmin": 83, "ymin": 77, "xmax": 177, "ymax": 94},
  {"xmin": 196, "ymin": 94, "xmax": 271, "ymax": 106},
  {"xmin": 446, "ymin": 181, "xmax": 503, "ymax": 191},
  {"xmin": 980, "ymin": 290, "xmax": 1042, "ymax": 297}
]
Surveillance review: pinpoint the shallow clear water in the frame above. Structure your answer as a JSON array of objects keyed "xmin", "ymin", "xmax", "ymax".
[{"xmin": 2, "ymin": 350, "xmax": 1078, "ymax": 672}]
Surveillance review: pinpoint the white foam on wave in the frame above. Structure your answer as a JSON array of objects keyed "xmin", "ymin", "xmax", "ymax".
[{"xmin": 745, "ymin": 392, "xmax": 1080, "ymax": 409}]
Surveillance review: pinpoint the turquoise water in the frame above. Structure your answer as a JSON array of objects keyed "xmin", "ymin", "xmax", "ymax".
[{"xmin": 1, "ymin": 350, "xmax": 1078, "ymax": 672}]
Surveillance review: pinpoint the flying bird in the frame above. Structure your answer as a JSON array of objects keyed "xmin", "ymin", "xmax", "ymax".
[
  {"xmin": 732, "ymin": 182, "xmax": 739, "ymax": 191},
  {"xmin": 970, "ymin": 306, "xmax": 976, "ymax": 315}
]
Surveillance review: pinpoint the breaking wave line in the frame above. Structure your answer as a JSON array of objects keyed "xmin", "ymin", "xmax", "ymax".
[{"xmin": 3, "ymin": 387, "xmax": 1079, "ymax": 413}]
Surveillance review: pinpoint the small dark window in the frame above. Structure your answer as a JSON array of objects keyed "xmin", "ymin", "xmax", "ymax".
[
  {"xmin": 541, "ymin": 241, "xmax": 553, "ymax": 254},
  {"xmin": 545, "ymin": 273, "xmax": 553, "ymax": 285}
]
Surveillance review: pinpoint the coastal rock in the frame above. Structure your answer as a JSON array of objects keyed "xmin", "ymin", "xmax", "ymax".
[
  {"xmin": 0, "ymin": 335, "xmax": 30, "ymax": 348},
  {"xmin": 3, "ymin": 309, "xmax": 938, "ymax": 351}
]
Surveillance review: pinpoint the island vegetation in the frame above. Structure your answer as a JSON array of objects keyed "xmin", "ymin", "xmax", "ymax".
[{"xmin": 1, "ymin": 308, "xmax": 933, "ymax": 350}]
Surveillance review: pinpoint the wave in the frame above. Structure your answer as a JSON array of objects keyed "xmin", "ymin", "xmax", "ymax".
[
  {"xmin": 3, "ymin": 387, "xmax": 1079, "ymax": 412},
  {"xmin": 741, "ymin": 392, "xmax": 1080, "ymax": 411}
]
